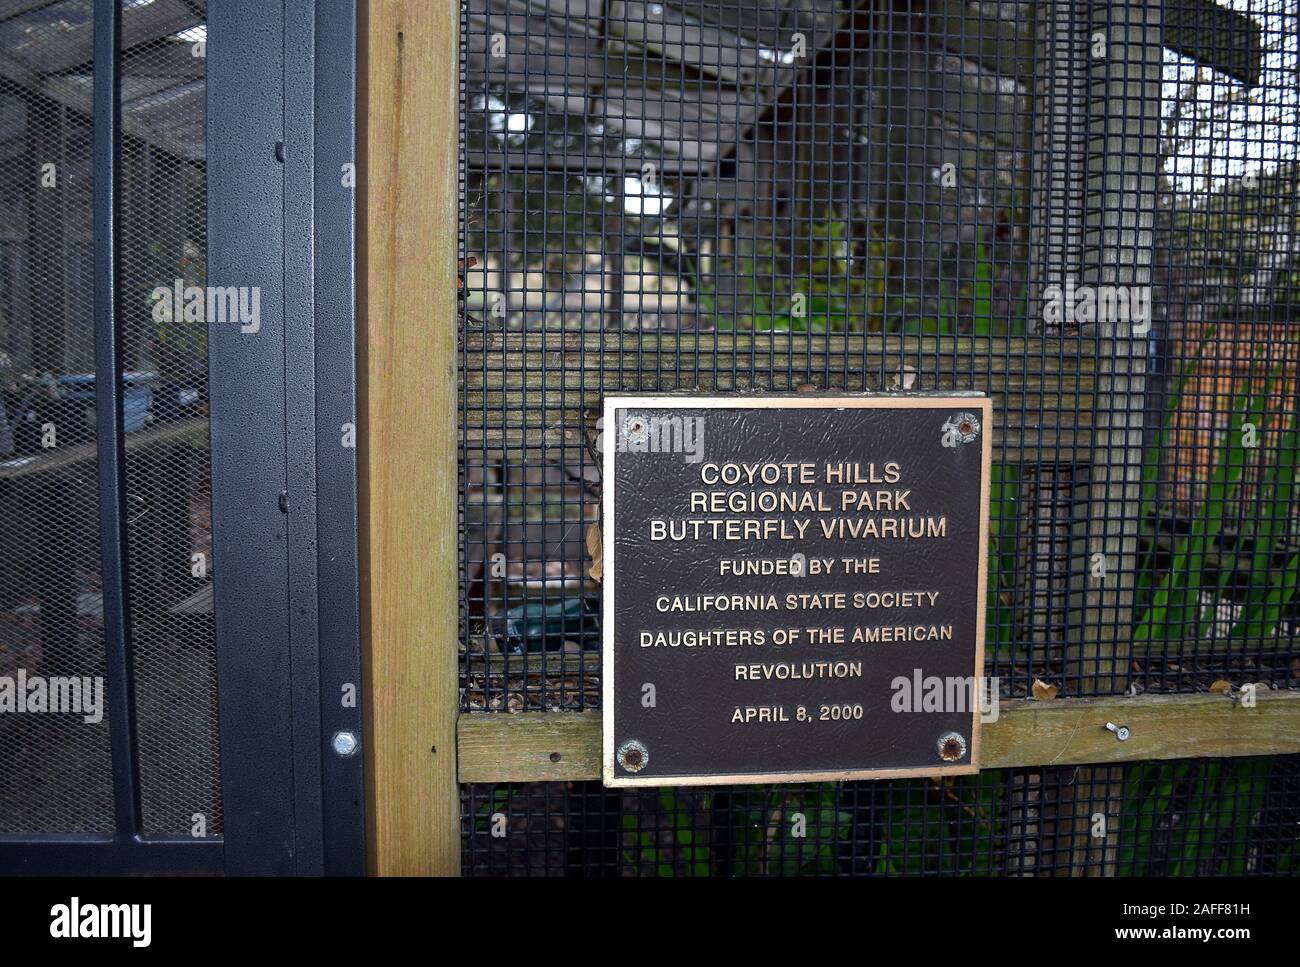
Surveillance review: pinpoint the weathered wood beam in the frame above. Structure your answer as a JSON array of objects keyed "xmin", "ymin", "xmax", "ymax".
[
  {"xmin": 359, "ymin": 0, "xmax": 461, "ymax": 877},
  {"xmin": 607, "ymin": 0, "xmax": 784, "ymax": 90},
  {"xmin": 457, "ymin": 690, "xmax": 1300, "ymax": 783},
  {"xmin": 685, "ymin": 0, "xmax": 844, "ymax": 51}
]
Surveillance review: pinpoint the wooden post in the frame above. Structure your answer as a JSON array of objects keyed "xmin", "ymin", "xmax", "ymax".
[{"xmin": 358, "ymin": 0, "xmax": 461, "ymax": 876}]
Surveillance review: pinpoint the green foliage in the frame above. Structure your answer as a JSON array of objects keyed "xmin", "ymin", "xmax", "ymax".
[
  {"xmin": 620, "ymin": 777, "xmax": 1007, "ymax": 877},
  {"xmin": 971, "ymin": 237, "xmax": 995, "ymax": 336},
  {"xmin": 872, "ymin": 774, "xmax": 1004, "ymax": 876},
  {"xmin": 471, "ymin": 786, "xmax": 512, "ymax": 835},
  {"xmin": 614, "ymin": 762, "xmax": 1289, "ymax": 876},
  {"xmin": 1117, "ymin": 322, "xmax": 1298, "ymax": 875},
  {"xmin": 901, "ymin": 234, "xmax": 1006, "ymax": 336},
  {"xmin": 475, "ymin": 758, "xmax": 1290, "ymax": 877},
  {"xmin": 1116, "ymin": 759, "xmax": 1274, "ymax": 876},
  {"xmin": 986, "ymin": 464, "xmax": 1020, "ymax": 653},
  {"xmin": 620, "ymin": 786, "xmax": 848, "ymax": 876},
  {"xmin": 700, "ymin": 214, "xmax": 879, "ymax": 333},
  {"xmin": 730, "ymin": 785, "xmax": 849, "ymax": 876},
  {"xmin": 656, "ymin": 789, "xmax": 713, "ymax": 877},
  {"xmin": 1133, "ymin": 329, "xmax": 1300, "ymax": 646},
  {"xmin": 696, "ymin": 213, "xmax": 1023, "ymax": 335}
]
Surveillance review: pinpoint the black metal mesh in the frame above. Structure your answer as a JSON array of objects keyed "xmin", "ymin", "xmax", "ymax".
[
  {"xmin": 0, "ymin": 0, "xmax": 113, "ymax": 835},
  {"xmin": 115, "ymin": 1, "xmax": 219, "ymax": 839},
  {"xmin": 464, "ymin": 754, "xmax": 1300, "ymax": 875},
  {"xmin": 458, "ymin": 0, "xmax": 1299, "ymax": 873},
  {"xmin": 0, "ymin": 0, "xmax": 216, "ymax": 838}
]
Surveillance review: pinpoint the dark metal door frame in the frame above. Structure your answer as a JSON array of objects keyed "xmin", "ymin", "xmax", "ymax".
[
  {"xmin": 0, "ymin": 0, "xmax": 364, "ymax": 876},
  {"xmin": 208, "ymin": 0, "xmax": 365, "ymax": 877}
]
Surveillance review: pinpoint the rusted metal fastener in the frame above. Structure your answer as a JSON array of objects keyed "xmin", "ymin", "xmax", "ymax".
[
  {"xmin": 1104, "ymin": 722, "xmax": 1131, "ymax": 741},
  {"xmin": 937, "ymin": 731, "xmax": 967, "ymax": 762},
  {"xmin": 941, "ymin": 411, "xmax": 981, "ymax": 445},
  {"xmin": 621, "ymin": 415, "xmax": 649, "ymax": 447},
  {"xmin": 616, "ymin": 739, "xmax": 649, "ymax": 773}
]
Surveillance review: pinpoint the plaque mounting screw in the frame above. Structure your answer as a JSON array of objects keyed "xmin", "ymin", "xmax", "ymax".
[
  {"xmin": 937, "ymin": 731, "xmax": 967, "ymax": 762},
  {"xmin": 616, "ymin": 739, "xmax": 649, "ymax": 773},
  {"xmin": 942, "ymin": 412, "xmax": 981, "ymax": 445},
  {"xmin": 331, "ymin": 730, "xmax": 359, "ymax": 757},
  {"xmin": 621, "ymin": 415, "xmax": 649, "ymax": 447},
  {"xmin": 1104, "ymin": 722, "xmax": 1131, "ymax": 741}
]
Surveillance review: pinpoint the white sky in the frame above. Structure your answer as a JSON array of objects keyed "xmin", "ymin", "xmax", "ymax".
[{"xmin": 1162, "ymin": 0, "xmax": 1299, "ymax": 195}]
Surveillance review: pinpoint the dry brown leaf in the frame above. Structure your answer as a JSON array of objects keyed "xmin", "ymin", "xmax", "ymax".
[
  {"xmin": 1031, "ymin": 679, "xmax": 1058, "ymax": 701},
  {"xmin": 585, "ymin": 522, "xmax": 603, "ymax": 582},
  {"xmin": 888, "ymin": 366, "xmax": 918, "ymax": 391},
  {"xmin": 1209, "ymin": 680, "xmax": 1233, "ymax": 694}
]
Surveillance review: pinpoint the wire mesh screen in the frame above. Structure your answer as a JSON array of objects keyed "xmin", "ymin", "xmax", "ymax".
[
  {"xmin": 459, "ymin": 0, "xmax": 1299, "ymax": 872},
  {"xmin": 464, "ymin": 754, "xmax": 1300, "ymax": 875},
  {"xmin": 0, "ymin": 0, "xmax": 217, "ymax": 838},
  {"xmin": 116, "ymin": 2, "xmax": 219, "ymax": 839},
  {"xmin": 0, "ymin": 3, "xmax": 112, "ymax": 834}
]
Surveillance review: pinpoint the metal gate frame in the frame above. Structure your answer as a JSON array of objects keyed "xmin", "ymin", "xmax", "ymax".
[{"xmin": 0, "ymin": 0, "xmax": 365, "ymax": 876}]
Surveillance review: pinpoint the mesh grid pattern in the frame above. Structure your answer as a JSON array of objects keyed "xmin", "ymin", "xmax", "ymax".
[
  {"xmin": 0, "ymin": 0, "xmax": 113, "ymax": 835},
  {"xmin": 116, "ymin": 3, "xmax": 219, "ymax": 838},
  {"xmin": 459, "ymin": 0, "xmax": 1299, "ymax": 874},
  {"xmin": 464, "ymin": 754, "xmax": 1300, "ymax": 875},
  {"xmin": 0, "ymin": 0, "xmax": 216, "ymax": 838}
]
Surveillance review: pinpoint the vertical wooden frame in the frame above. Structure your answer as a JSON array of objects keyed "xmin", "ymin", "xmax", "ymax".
[{"xmin": 359, "ymin": 0, "xmax": 461, "ymax": 875}]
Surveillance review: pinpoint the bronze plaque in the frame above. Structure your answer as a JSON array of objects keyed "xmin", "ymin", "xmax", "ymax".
[{"xmin": 602, "ymin": 396, "xmax": 992, "ymax": 787}]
